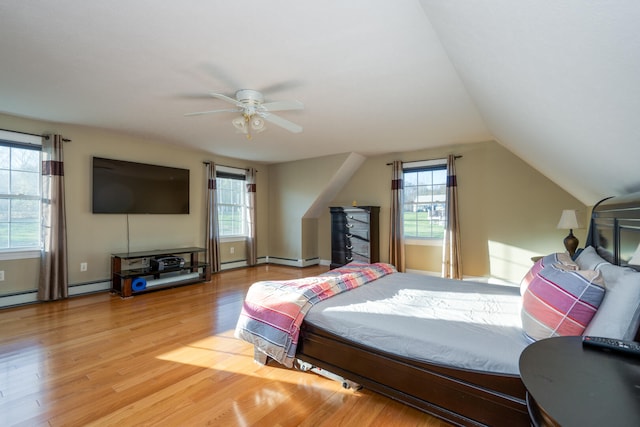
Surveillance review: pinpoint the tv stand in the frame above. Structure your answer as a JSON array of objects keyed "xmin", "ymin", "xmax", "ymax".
[{"xmin": 111, "ymin": 247, "xmax": 210, "ymax": 297}]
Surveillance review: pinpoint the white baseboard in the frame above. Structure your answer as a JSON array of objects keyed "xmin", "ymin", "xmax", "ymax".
[
  {"xmin": 220, "ymin": 260, "xmax": 249, "ymax": 270},
  {"xmin": 0, "ymin": 280, "xmax": 111, "ymax": 309},
  {"xmin": 69, "ymin": 280, "xmax": 111, "ymax": 295},
  {"xmin": 0, "ymin": 257, "xmax": 329, "ymax": 309},
  {"xmin": 0, "ymin": 291, "xmax": 38, "ymax": 307},
  {"xmin": 220, "ymin": 256, "xmax": 268, "ymax": 271},
  {"xmin": 266, "ymin": 257, "xmax": 320, "ymax": 267}
]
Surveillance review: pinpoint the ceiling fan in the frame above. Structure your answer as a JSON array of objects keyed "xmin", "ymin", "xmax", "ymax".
[{"xmin": 184, "ymin": 89, "xmax": 304, "ymax": 139}]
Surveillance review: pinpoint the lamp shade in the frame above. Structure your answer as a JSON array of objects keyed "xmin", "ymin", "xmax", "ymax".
[{"xmin": 557, "ymin": 209, "xmax": 579, "ymax": 230}]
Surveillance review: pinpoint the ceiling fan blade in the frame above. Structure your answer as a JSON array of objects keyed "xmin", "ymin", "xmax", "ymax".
[
  {"xmin": 177, "ymin": 93, "xmax": 220, "ymax": 100},
  {"xmin": 209, "ymin": 92, "xmax": 241, "ymax": 106},
  {"xmin": 261, "ymin": 113, "xmax": 303, "ymax": 133},
  {"xmin": 259, "ymin": 79, "xmax": 303, "ymax": 94},
  {"xmin": 184, "ymin": 108, "xmax": 242, "ymax": 117},
  {"xmin": 199, "ymin": 63, "xmax": 242, "ymax": 89},
  {"xmin": 261, "ymin": 100, "xmax": 304, "ymax": 112}
]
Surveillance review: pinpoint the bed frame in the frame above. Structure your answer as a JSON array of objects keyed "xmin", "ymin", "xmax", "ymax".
[{"xmin": 294, "ymin": 192, "xmax": 640, "ymax": 427}]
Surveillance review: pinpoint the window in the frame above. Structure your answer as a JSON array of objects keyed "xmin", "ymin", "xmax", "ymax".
[
  {"xmin": 403, "ymin": 161, "xmax": 447, "ymax": 240},
  {"xmin": 0, "ymin": 132, "xmax": 42, "ymax": 251},
  {"xmin": 216, "ymin": 168, "xmax": 248, "ymax": 238}
]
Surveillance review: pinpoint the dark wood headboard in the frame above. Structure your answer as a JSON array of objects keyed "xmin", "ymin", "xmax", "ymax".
[
  {"xmin": 587, "ymin": 192, "xmax": 640, "ymax": 272},
  {"xmin": 588, "ymin": 192, "xmax": 640, "ymax": 342}
]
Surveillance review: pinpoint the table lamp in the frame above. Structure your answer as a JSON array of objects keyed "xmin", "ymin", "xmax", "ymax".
[{"xmin": 557, "ymin": 209, "xmax": 579, "ymax": 257}]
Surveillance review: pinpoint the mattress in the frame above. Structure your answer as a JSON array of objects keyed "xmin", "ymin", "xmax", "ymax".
[{"xmin": 304, "ymin": 272, "xmax": 530, "ymax": 375}]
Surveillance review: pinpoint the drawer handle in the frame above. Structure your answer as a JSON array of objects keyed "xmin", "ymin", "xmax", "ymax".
[
  {"xmin": 346, "ymin": 245, "xmax": 353, "ymax": 250},
  {"xmin": 346, "ymin": 234, "xmax": 353, "ymax": 238},
  {"xmin": 346, "ymin": 256, "xmax": 353, "ymax": 261},
  {"xmin": 348, "ymin": 215, "xmax": 354, "ymax": 219},
  {"xmin": 346, "ymin": 223, "xmax": 353, "ymax": 228}
]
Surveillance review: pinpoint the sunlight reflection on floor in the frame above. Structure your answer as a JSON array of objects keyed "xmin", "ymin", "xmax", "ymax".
[{"xmin": 155, "ymin": 329, "xmax": 354, "ymax": 396}]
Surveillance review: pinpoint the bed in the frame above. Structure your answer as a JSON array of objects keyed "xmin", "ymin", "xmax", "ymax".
[{"xmin": 235, "ymin": 192, "xmax": 640, "ymax": 427}]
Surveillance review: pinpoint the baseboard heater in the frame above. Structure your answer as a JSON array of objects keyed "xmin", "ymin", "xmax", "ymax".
[{"xmin": 0, "ymin": 279, "xmax": 111, "ymax": 308}]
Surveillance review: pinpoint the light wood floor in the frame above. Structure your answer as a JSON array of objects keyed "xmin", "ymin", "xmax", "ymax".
[{"xmin": 0, "ymin": 264, "xmax": 451, "ymax": 427}]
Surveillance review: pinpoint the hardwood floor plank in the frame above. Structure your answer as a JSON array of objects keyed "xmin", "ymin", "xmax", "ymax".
[{"xmin": 0, "ymin": 265, "xmax": 451, "ymax": 426}]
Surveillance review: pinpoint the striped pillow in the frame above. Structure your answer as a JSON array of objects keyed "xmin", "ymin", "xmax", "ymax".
[
  {"xmin": 521, "ymin": 263, "xmax": 605, "ymax": 341},
  {"xmin": 520, "ymin": 252, "xmax": 578, "ymax": 295}
]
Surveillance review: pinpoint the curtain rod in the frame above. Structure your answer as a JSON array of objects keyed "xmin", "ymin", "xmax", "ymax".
[
  {"xmin": 44, "ymin": 135, "xmax": 72, "ymax": 142},
  {"xmin": 202, "ymin": 161, "xmax": 255, "ymax": 172},
  {"xmin": 0, "ymin": 128, "xmax": 41, "ymax": 137},
  {"xmin": 386, "ymin": 155, "xmax": 462, "ymax": 166},
  {"xmin": 0, "ymin": 128, "xmax": 71, "ymax": 142}
]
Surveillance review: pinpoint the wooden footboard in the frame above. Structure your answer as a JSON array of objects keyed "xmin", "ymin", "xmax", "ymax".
[{"xmin": 297, "ymin": 323, "xmax": 529, "ymax": 427}]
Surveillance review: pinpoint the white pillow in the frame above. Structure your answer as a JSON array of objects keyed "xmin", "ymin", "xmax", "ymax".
[
  {"xmin": 576, "ymin": 246, "xmax": 610, "ymax": 270},
  {"xmin": 583, "ymin": 262, "xmax": 640, "ymax": 340}
]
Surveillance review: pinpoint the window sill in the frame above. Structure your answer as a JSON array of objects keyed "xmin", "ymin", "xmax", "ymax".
[
  {"xmin": 404, "ymin": 238, "xmax": 443, "ymax": 247},
  {"xmin": 220, "ymin": 236, "xmax": 247, "ymax": 243},
  {"xmin": 0, "ymin": 249, "xmax": 41, "ymax": 261}
]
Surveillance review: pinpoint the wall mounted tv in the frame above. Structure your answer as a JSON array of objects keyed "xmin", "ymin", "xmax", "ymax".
[{"xmin": 92, "ymin": 157, "xmax": 190, "ymax": 214}]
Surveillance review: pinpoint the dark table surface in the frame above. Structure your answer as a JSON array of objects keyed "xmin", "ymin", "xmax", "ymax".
[{"xmin": 519, "ymin": 336, "xmax": 640, "ymax": 427}]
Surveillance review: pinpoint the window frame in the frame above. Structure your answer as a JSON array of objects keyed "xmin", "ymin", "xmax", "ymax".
[
  {"xmin": 215, "ymin": 166, "xmax": 249, "ymax": 240},
  {"xmin": 402, "ymin": 159, "xmax": 448, "ymax": 244},
  {"xmin": 0, "ymin": 131, "xmax": 42, "ymax": 258}
]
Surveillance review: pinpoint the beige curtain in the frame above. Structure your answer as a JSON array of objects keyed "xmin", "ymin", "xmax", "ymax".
[
  {"xmin": 38, "ymin": 134, "xmax": 68, "ymax": 301},
  {"xmin": 442, "ymin": 154, "xmax": 462, "ymax": 279},
  {"xmin": 245, "ymin": 167, "xmax": 257, "ymax": 266},
  {"xmin": 205, "ymin": 163, "xmax": 221, "ymax": 274},
  {"xmin": 389, "ymin": 160, "xmax": 405, "ymax": 272}
]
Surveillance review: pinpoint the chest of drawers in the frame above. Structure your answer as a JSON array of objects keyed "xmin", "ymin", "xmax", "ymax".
[{"xmin": 330, "ymin": 206, "xmax": 380, "ymax": 269}]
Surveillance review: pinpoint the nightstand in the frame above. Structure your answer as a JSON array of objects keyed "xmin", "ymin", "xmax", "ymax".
[{"xmin": 519, "ymin": 336, "xmax": 640, "ymax": 426}]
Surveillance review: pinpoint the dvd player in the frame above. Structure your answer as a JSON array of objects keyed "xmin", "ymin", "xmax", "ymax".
[{"xmin": 151, "ymin": 256, "xmax": 185, "ymax": 271}]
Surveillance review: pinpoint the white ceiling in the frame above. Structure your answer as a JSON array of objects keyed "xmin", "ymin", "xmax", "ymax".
[{"xmin": 1, "ymin": 1, "xmax": 639, "ymax": 205}]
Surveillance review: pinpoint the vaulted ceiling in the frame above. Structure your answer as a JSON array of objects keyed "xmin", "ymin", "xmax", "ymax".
[{"xmin": 1, "ymin": 1, "xmax": 638, "ymax": 205}]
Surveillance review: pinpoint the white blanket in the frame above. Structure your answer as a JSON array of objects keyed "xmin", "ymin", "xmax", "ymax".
[{"xmin": 304, "ymin": 272, "xmax": 529, "ymax": 375}]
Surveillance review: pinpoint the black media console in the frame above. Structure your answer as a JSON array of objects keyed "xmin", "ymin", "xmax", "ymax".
[{"xmin": 110, "ymin": 247, "xmax": 210, "ymax": 297}]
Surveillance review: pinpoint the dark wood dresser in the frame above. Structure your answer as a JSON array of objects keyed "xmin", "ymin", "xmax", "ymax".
[{"xmin": 330, "ymin": 206, "xmax": 379, "ymax": 269}]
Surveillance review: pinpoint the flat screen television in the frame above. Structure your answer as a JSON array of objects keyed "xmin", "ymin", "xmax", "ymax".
[{"xmin": 92, "ymin": 157, "xmax": 189, "ymax": 214}]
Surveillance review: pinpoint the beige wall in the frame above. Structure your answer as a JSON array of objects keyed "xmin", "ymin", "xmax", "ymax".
[
  {"xmin": 0, "ymin": 113, "xmax": 269, "ymax": 296},
  {"xmin": 301, "ymin": 218, "xmax": 319, "ymax": 261},
  {"xmin": 268, "ymin": 153, "xmax": 349, "ymax": 261},
  {"xmin": 318, "ymin": 140, "xmax": 587, "ymax": 283},
  {"xmin": 1, "ymin": 111, "xmax": 588, "ymax": 296}
]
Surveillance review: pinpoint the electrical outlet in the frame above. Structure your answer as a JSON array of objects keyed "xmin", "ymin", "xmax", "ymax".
[
  {"xmin": 0, "ymin": 270, "xmax": 4, "ymax": 281},
  {"xmin": 80, "ymin": 262, "xmax": 88, "ymax": 272},
  {"xmin": 230, "ymin": 247, "xmax": 235, "ymax": 254}
]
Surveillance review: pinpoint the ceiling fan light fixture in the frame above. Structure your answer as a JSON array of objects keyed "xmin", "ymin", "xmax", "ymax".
[
  {"xmin": 232, "ymin": 116, "xmax": 248, "ymax": 134},
  {"xmin": 186, "ymin": 88, "xmax": 303, "ymax": 137},
  {"xmin": 250, "ymin": 116, "xmax": 265, "ymax": 133}
]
